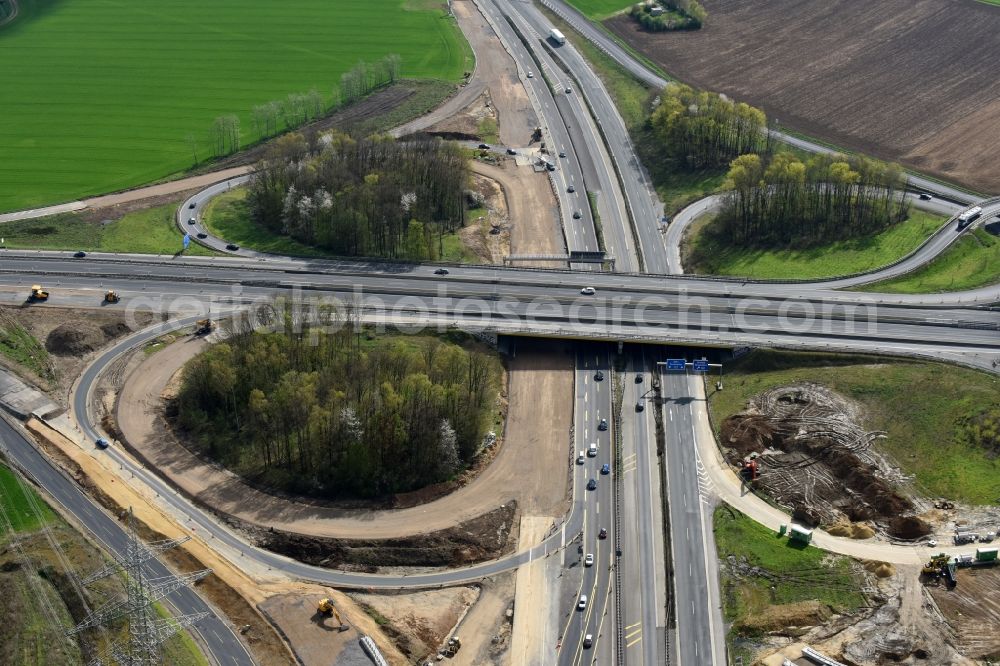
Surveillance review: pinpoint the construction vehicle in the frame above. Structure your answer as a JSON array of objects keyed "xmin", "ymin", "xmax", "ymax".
[
  {"xmin": 194, "ymin": 319, "xmax": 213, "ymax": 335},
  {"xmin": 104, "ymin": 290, "xmax": 120, "ymax": 304},
  {"xmin": 922, "ymin": 553, "xmax": 950, "ymax": 576},
  {"xmin": 27, "ymin": 285, "xmax": 49, "ymax": 302},
  {"xmin": 441, "ymin": 636, "xmax": 462, "ymax": 658},
  {"xmin": 740, "ymin": 455, "xmax": 759, "ymax": 482},
  {"xmin": 317, "ymin": 598, "xmax": 349, "ymax": 632},
  {"xmin": 531, "ymin": 126, "xmax": 543, "ymax": 143}
]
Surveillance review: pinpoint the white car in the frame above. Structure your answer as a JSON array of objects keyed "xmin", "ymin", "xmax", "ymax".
[
  {"xmin": 580, "ymin": 287, "xmax": 596, "ymax": 295},
  {"xmin": 527, "ymin": 71, "xmax": 534, "ymax": 78},
  {"xmin": 584, "ymin": 553, "xmax": 594, "ymax": 567},
  {"xmin": 577, "ymin": 594, "xmax": 588, "ymax": 610}
]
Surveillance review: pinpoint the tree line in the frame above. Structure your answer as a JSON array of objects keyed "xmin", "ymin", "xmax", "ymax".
[
  {"xmin": 175, "ymin": 317, "xmax": 502, "ymax": 499},
  {"xmin": 188, "ymin": 54, "xmax": 402, "ymax": 162},
  {"xmin": 245, "ymin": 131, "xmax": 468, "ymax": 259},
  {"xmin": 719, "ymin": 152, "xmax": 909, "ymax": 245},
  {"xmin": 629, "ymin": 0, "xmax": 706, "ymax": 31},
  {"xmin": 649, "ymin": 83, "xmax": 769, "ymax": 170}
]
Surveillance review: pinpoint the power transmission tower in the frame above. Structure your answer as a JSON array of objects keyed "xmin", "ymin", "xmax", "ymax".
[{"xmin": 67, "ymin": 508, "xmax": 211, "ymax": 666}]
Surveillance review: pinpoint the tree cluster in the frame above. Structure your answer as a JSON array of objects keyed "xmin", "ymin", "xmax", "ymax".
[
  {"xmin": 197, "ymin": 54, "xmax": 402, "ymax": 160},
  {"xmin": 175, "ymin": 321, "xmax": 502, "ymax": 499},
  {"xmin": 629, "ymin": 0, "xmax": 706, "ymax": 31},
  {"xmin": 720, "ymin": 152, "xmax": 909, "ymax": 245},
  {"xmin": 341, "ymin": 54, "xmax": 401, "ymax": 104},
  {"xmin": 246, "ymin": 131, "xmax": 468, "ymax": 259},
  {"xmin": 649, "ymin": 83, "xmax": 768, "ymax": 169}
]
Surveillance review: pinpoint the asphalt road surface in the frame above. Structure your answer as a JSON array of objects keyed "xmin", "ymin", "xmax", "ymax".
[{"xmin": 0, "ymin": 415, "xmax": 256, "ymax": 666}]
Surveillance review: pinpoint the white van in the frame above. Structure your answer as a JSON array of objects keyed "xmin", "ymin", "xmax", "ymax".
[{"xmin": 588, "ymin": 442, "xmax": 598, "ymax": 457}]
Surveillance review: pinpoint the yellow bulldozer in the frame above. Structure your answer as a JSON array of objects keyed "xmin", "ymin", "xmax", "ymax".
[
  {"xmin": 104, "ymin": 290, "xmax": 120, "ymax": 304},
  {"xmin": 194, "ymin": 319, "xmax": 213, "ymax": 335},
  {"xmin": 317, "ymin": 598, "xmax": 349, "ymax": 632},
  {"xmin": 27, "ymin": 285, "xmax": 49, "ymax": 302}
]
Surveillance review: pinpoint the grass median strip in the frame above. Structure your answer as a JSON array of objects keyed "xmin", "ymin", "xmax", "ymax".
[{"xmin": 858, "ymin": 227, "xmax": 1000, "ymax": 293}]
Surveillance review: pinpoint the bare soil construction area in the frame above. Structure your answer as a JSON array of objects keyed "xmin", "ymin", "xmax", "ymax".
[
  {"xmin": 720, "ymin": 383, "xmax": 930, "ymax": 540},
  {"xmin": 111, "ymin": 333, "xmax": 572, "ymax": 564},
  {"xmin": 607, "ymin": 0, "xmax": 1000, "ymax": 193},
  {"xmin": 927, "ymin": 566, "xmax": 1000, "ymax": 661}
]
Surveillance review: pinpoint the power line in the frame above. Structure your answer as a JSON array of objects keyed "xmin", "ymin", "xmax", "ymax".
[{"xmin": 68, "ymin": 508, "xmax": 210, "ymax": 666}]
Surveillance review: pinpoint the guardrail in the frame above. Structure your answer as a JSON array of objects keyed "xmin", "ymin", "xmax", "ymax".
[{"xmin": 611, "ymin": 369, "xmax": 626, "ymax": 666}]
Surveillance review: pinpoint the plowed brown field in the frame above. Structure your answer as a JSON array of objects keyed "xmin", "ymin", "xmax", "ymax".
[{"xmin": 606, "ymin": 0, "xmax": 1000, "ymax": 193}]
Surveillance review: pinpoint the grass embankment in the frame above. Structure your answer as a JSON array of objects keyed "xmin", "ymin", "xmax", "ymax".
[
  {"xmin": 0, "ymin": 0, "xmax": 471, "ymax": 213},
  {"xmin": 860, "ymin": 227, "xmax": 1000, "ymax": 293},
  {"xmin": 0, "ymin": 463, "xmax": 206, "ymax": 665},
  {"xmin": 684, "ymin": 210, "xmax": 944, "ymax": 279},
  {"xmin": 714, "ymin": 504, "xmax": 865, "ymax": 661},
  {"xmin": 0, "ymin": 312, "xmax": 55, "ymax": 384},
  {"xmin": 203, "ymin": 186, "xmax": 484, "ymax": 262},
  {"xmin": 563, "ymin": 0, "xmax": 635, "ymax": 19},
  {"xmin": 0, "ymin": 203, "xmax": 217, "ymax": 256},
  {"xmin": 708, "ymin": 350, "xmax": 1000, "ymax": 505}
]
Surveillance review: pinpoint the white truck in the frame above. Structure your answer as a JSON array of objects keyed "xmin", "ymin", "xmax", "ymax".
[{"xmin": 549, "ymin": 28, "xmax": 566, "ymax": 45}]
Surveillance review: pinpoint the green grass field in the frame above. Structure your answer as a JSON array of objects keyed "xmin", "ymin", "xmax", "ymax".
[
  {"xmin": 563, "ymin": 0, "xmax": 635, "ymax": 19},
  {"xmin": 684, "ymin": 210, "xmax": 944, "ymax": 279},
  {"xmin": 859, "ymin": 227, "xmax": 1000, "ymax": 293},
  {"xmin": 714, "ymin": 504, "xmax": 864, "ymax": 658},
  {"xmin": 0, "ymin": 463, "xmax": 56, "ymax": 535},
  {"xmin": 708, "ymin": 351, "xmax": 1000, "ymax": 505},
  {"xmin": 0, "ymin": 0, "xmax": 471, "ymax": 213},
  {"xmin": 0, "ymin": 203, "xmax": 217, "ymax": 256}
]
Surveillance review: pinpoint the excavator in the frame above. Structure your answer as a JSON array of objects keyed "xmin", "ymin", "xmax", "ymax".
[
  {"xmin": 317, "ymin": 598, "xmax": 349, "ymax": 632},
  {"xmin": 194, "ymin": 319, "xmax": 213, "ymax": 335}
]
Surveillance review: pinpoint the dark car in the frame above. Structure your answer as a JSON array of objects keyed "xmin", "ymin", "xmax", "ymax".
[
  {"xmin": 188, "ymin": 202, "xmax": 196, "ymax": 209},
  {"xmin": 598, "ymin": 418, "xmax": 608, "ymax": 431},
  {"xmin": 196, "ymin": 232, "xmax": 208, "ymax": 239},
  {"xmin": 95, "ymin": 437, "xmax": 110, "ymax": 449},
  {"xmin": 565, "ymin": 87, "xmax": 572, "ymax": 94},
  {"xmin": 478, "ymin": 143, "xmax": 490, "ymax": 150},
  {"xmin": 506, "ymin": 148, "xmax": 517, "ymax": 155},
  {"xmin": 546, "ymin": 163, "xmax": 556, "ymax": 172},
  {"xmin": 598, "ymin": 527, "xmax": 608, "ymax": 539},
  {"xmin": 918, "ymin": 193, "xmax": 933, "ymax": 201},
  {"xmin": 594, "ymin": 370, "xmax": 604, "ymax": 381},
  {"xmin": 587, "ymin": 478, "xmax": 597, "ymax": 491},
  {"xmin": 573, "ymin": 211, "xmax": 582, "ymax": 219},
  {"xmin": 73, "ymin": 251, "xmax": 86, "ymax": 258},
  {"xmin": 187, "ymin": 217, "xmax": 197, "ymax": 224},
  {"xmin": 635, "ymin": 374, "xmax": 643, "ymax": 383},
  {"xmin": 567, "ymin": 185, "xmax": 575, "ymax": 193},
  {"xmin": 434, "ymin": 268, "xmax": 449, "ymax": 275},
  {"xmin": 635, "ymin": 402, "xmax": 644, "ymax": 413},
  {"xmin": 601, "ymin": 463, "xmax": 610, "ymax": 475},
  {"xmin": 225, "ymin": 243, "xmax": 239, "ymax": 251},
  {"xmin": 559, "ymin": 151, "xmax": 567, "ymax": 158}
]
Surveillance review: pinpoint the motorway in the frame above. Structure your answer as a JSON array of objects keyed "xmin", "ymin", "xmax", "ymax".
[
  {"xmin": 560, "ymin": 348, "xmax": 616, "ymax": 664},
  {"xmin": 2, "ymin": 3, "xmax": 999, "ymax": 666},
  {"xmin": 0, "ymin": 415, "xmax": 256, "ymax": 666}
]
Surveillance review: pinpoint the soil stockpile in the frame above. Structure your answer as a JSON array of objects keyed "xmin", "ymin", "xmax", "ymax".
[
  {"xmin": 607, "ymin": 0, "xmax": 1000, "ymax": 193},
  {"xmin": 720, "ymin": 383, "xmax": 930, "ymax": 539}
]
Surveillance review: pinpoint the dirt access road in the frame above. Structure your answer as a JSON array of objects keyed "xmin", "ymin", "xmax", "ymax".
[
  {"xmin": 115, "ymin": 336, "xmax": 573, "ymax": 540},
  {"xmin": 472, "ymin": 160, "xmax": 564, "ymax": 258},
  {"xmin": 608, "ymin": 0, "xmax": 1000, "ymax": 194}
]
